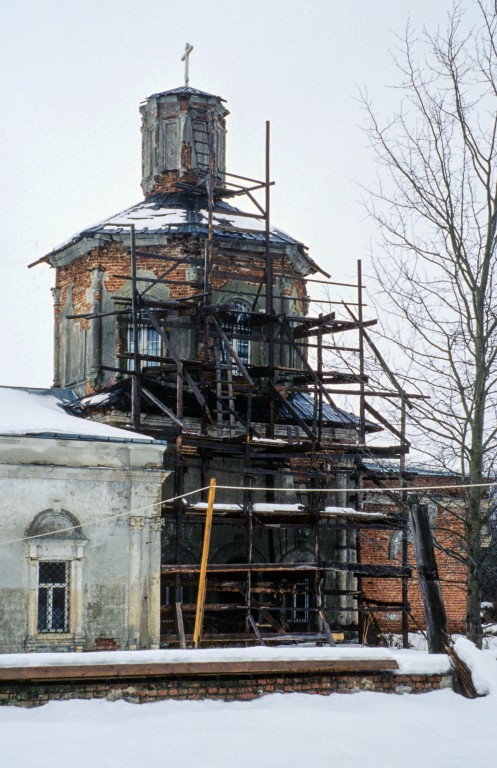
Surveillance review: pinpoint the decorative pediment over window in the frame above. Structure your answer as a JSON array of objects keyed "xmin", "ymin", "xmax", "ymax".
[{"xmin": 27, "ymin": 509, "xmax": 84, "ymax": 540}]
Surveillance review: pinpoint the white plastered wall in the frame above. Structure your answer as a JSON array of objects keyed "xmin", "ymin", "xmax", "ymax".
[{"xmin": 0, "ymin": 435, "xmax": 168, "ymax": 653}]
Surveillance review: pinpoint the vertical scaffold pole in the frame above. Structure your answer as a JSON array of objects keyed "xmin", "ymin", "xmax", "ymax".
[
  {"xmin": 357, "ymin": 260, "xmax": 365, "ymax": 445},
  {"xmin": 265, "ymin": 121, "xmax": 275, "ymax": 439},
  {"xmin": 400, "ymin": 393, "xmax": 409, "ymax": 648},
  {"xmin": 130, "ymin": 224, "xmax": 141, "ymax": 431}
]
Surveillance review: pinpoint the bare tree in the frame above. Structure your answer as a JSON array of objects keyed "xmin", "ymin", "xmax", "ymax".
[{"xmin": 363, "ymin": 1, "xmax": 497, "ymax": 646}]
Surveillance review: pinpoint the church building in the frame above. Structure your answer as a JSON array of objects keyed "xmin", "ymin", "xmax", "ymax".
[{"xmin": 30, "ymin": 63, "xmax": 466, "ymax": 647}]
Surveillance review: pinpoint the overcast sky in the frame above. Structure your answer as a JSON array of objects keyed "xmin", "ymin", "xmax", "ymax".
[{"xmin": 0, "ymin": 0, "xmax": 477, "ymax": 388}]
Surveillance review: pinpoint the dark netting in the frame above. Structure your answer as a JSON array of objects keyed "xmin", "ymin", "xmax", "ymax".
[{"xmin": 38, "ymin": 561, "xmax": 69, "ymax": 632}]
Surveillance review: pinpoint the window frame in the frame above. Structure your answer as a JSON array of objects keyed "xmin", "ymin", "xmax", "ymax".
[
  {"xmin": 126, "ymin": 320, "xmax": 161, "ymax": 370},
  {"xmin": 25, "ymin": 509, "xmax": 87, "ymax": 648},
  {"xmin": 289, "ymin": 577, "xmax": 311, "ymax": 626},
  {"xmin": 219, "ymin": 299, "xmax": 252, "ymax": 372},
  {"xmin": 37, "ymin": 561, "xmax": 70, "ymax": 633}
]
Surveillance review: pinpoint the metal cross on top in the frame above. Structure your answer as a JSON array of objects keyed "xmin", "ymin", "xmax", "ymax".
[{"xmin": 181, "ymin": 43, "xmax": 194, "ymax": 87}]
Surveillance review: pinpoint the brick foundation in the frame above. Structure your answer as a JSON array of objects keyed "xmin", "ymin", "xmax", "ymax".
[{"xmin": 0, "ymin": 670, "xmax": 452, "ymax": 707}]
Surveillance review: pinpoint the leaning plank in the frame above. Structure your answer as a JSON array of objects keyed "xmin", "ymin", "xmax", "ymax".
[
  {"xmin": 193, "ymin": 479, "xmax": 217, "ymax": 647},
  {"xmin": 319, "ymin": 609, "xmax": 336, "ymax": 647},
  {"xmin": 175, "ymin": 602, "xmax": 186, "ymax": 650},
  {"xmin": 247, "ymin": 613, "xmax": 266, "ymax": 646},
  {"xmin": 409, "ymin": 501, "xmax": 448, "ymax": 654},
  {"xmin": 142, "ymin": 387, "xmax": 184, "ymax": 428},
  {"xmin": 0, "ymin": 658, "xmax": 398, "ymax": 682}
]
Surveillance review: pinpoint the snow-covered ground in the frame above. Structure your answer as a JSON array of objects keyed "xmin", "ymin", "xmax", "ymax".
[{"xmin": 0, "ymin": 639, "xmax": 495, "ymax": 768}]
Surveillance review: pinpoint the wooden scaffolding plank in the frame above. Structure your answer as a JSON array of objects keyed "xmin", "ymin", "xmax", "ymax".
[{"xmin": 0, "ymin": 658, "xmax": 399, "ymax": 682}]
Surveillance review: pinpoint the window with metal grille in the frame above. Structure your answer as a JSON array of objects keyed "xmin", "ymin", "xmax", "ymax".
[
  {"xmin": 220, "ymin": 301, "xmax": 251, "ymax": 370},
  {"xmin": 127, "ymin": 323, "xmax": 161, "ymax": 369},
  {"xmin": 38, "ymin": 561, "xmax": 70, "ymax": 633},
  {"xmin": 289, "ymin": 578, "xmax": 310, "ymax": 625}
]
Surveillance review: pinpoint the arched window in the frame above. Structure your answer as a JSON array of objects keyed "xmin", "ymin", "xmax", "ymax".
[
  {"xmin": 26, "ymin": 509, "xmax": 87, "ymax": 644},
  {"xmin": 388, "ymin": 504, "xmax": 438, "ymax": 560},
  {"xmin": 388, "ymin": 530, "xmax": 404, "ymax": 561}
]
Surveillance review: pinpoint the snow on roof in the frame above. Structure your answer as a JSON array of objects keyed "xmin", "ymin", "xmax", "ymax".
[
  {"xmin": 79, "ymin": 391, "xmax": 116, "ymax": 408},
  {"xmin": 321, "ymin": 507, "xmax": 390, "ymax": 519},
  {"xmin": 44, "ymin": 194, "xmax": 325, "ymax": 277},
  {"xmin": 0, "ymin": 387, "xmax": 163, "ymax": 444},
  {"xmin": 143, "ymin": 85, "xmax": 225, "ymax": 102},
  {"xmin": 47, "ymin": 195, "xmax": 302, "ymax": 255},
  {"xmin": 363, "ymin": 461, "xmax": 462, "ymax": 478},
  {"xmin": 252, "ymin": 502, "xmax": 305, "ymax": 513}
]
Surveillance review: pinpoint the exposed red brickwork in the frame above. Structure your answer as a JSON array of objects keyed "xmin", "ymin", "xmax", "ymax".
[
  {"xmin": 147, "ymin": 170, "xmax": 203, "ymax": 196},
  {"xmin": 361, "ymin": 476, "xmax": 467, "ymax": 634},
  {"xmin": 0, "ymin": 670, "xmax": 452, "ymax": 706},
  {"xmin": 55, "ymin": 237, "xmax": 308, "ymax": 391},
  {"xmin": 94, "ymin": 637, "xmax": 120, "ymax": 651},
  {"xmin": 56, "ymin": 240, "xmax": 306, "ymax": 318}
]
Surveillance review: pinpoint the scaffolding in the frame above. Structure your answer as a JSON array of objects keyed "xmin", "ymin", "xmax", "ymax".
[{"xmin": 70, "ymin": 108, "xmax": 422, "ymax": 647}]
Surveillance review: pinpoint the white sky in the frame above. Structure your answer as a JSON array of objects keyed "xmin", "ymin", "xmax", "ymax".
[{"xmin": 0, "ymin": 0, "xmax": 477, "ymax": 388}]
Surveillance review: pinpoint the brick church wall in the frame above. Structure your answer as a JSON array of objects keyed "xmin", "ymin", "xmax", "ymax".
[
  {"xmin": 361, "ymin": 477, "xmax": 467, "ymax": 635},
  {"xmin": 54, "ymin": 236, "xmax": 308, "ymax": 395}
]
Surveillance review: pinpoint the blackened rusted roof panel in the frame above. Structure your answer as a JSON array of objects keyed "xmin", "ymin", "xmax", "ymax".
[{"xmin": 281, "ymin": 392, "xmax": 381, "ymax": 432}]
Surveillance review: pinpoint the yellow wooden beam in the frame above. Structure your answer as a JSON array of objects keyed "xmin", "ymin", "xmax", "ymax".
[{"xmin": 193, "ymin": 478, "xmax": 216, "ymax": 648}]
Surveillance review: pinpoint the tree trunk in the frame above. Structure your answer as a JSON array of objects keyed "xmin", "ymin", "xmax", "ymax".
[
  {"xmin": 409, "ymin": 502, "xmax": 448, "ymax": 654},
  {"xmin": 466, "ymin": 563, "xmax": 483, "ymax": 648}
]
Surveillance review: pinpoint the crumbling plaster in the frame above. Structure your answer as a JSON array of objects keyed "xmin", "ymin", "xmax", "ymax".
[{"xmin": 0, "ymin": 434, "xmax": 168, "ymax": 653}]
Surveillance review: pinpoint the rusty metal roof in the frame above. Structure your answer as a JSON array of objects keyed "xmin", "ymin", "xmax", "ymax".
[
  {"xmin": 282, "ymin": 393, "xmax": 381, "ymax": 432},
  {"xmin": 44, "ymin": 192, "xmax": 323, "ymax": 276}
]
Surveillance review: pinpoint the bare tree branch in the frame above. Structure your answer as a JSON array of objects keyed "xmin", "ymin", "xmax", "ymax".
[{"xmin": 363, "ymin": 1, "xmax": 497, "ymax": 646}]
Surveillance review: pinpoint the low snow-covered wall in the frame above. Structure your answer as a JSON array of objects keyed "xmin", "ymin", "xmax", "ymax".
[{"xmin": 0, "ymin": 648, "xmax": 453, "ymax": 706}]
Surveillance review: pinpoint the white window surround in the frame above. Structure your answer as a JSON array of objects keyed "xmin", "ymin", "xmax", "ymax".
[{"xmin": 25, "ymin": 509, "xmax": 87, "ymax": 649}]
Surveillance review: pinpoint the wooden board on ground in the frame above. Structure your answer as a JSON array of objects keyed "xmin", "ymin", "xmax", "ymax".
[{"xmin": 0, "ymin": 658, "xmax": 398, "ymax": 682}]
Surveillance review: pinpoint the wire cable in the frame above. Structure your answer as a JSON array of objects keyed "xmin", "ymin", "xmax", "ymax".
[
  {"xmin": 1, "ymin": 479, "xmax": 493, "ymax": 548},
  {"xmin": 0, "ymin": 486, "xmax": 210, "ymax": 548},
  {"xmin": 215, "ymin": 481, "xmax": 495, "ymax": 494}
]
